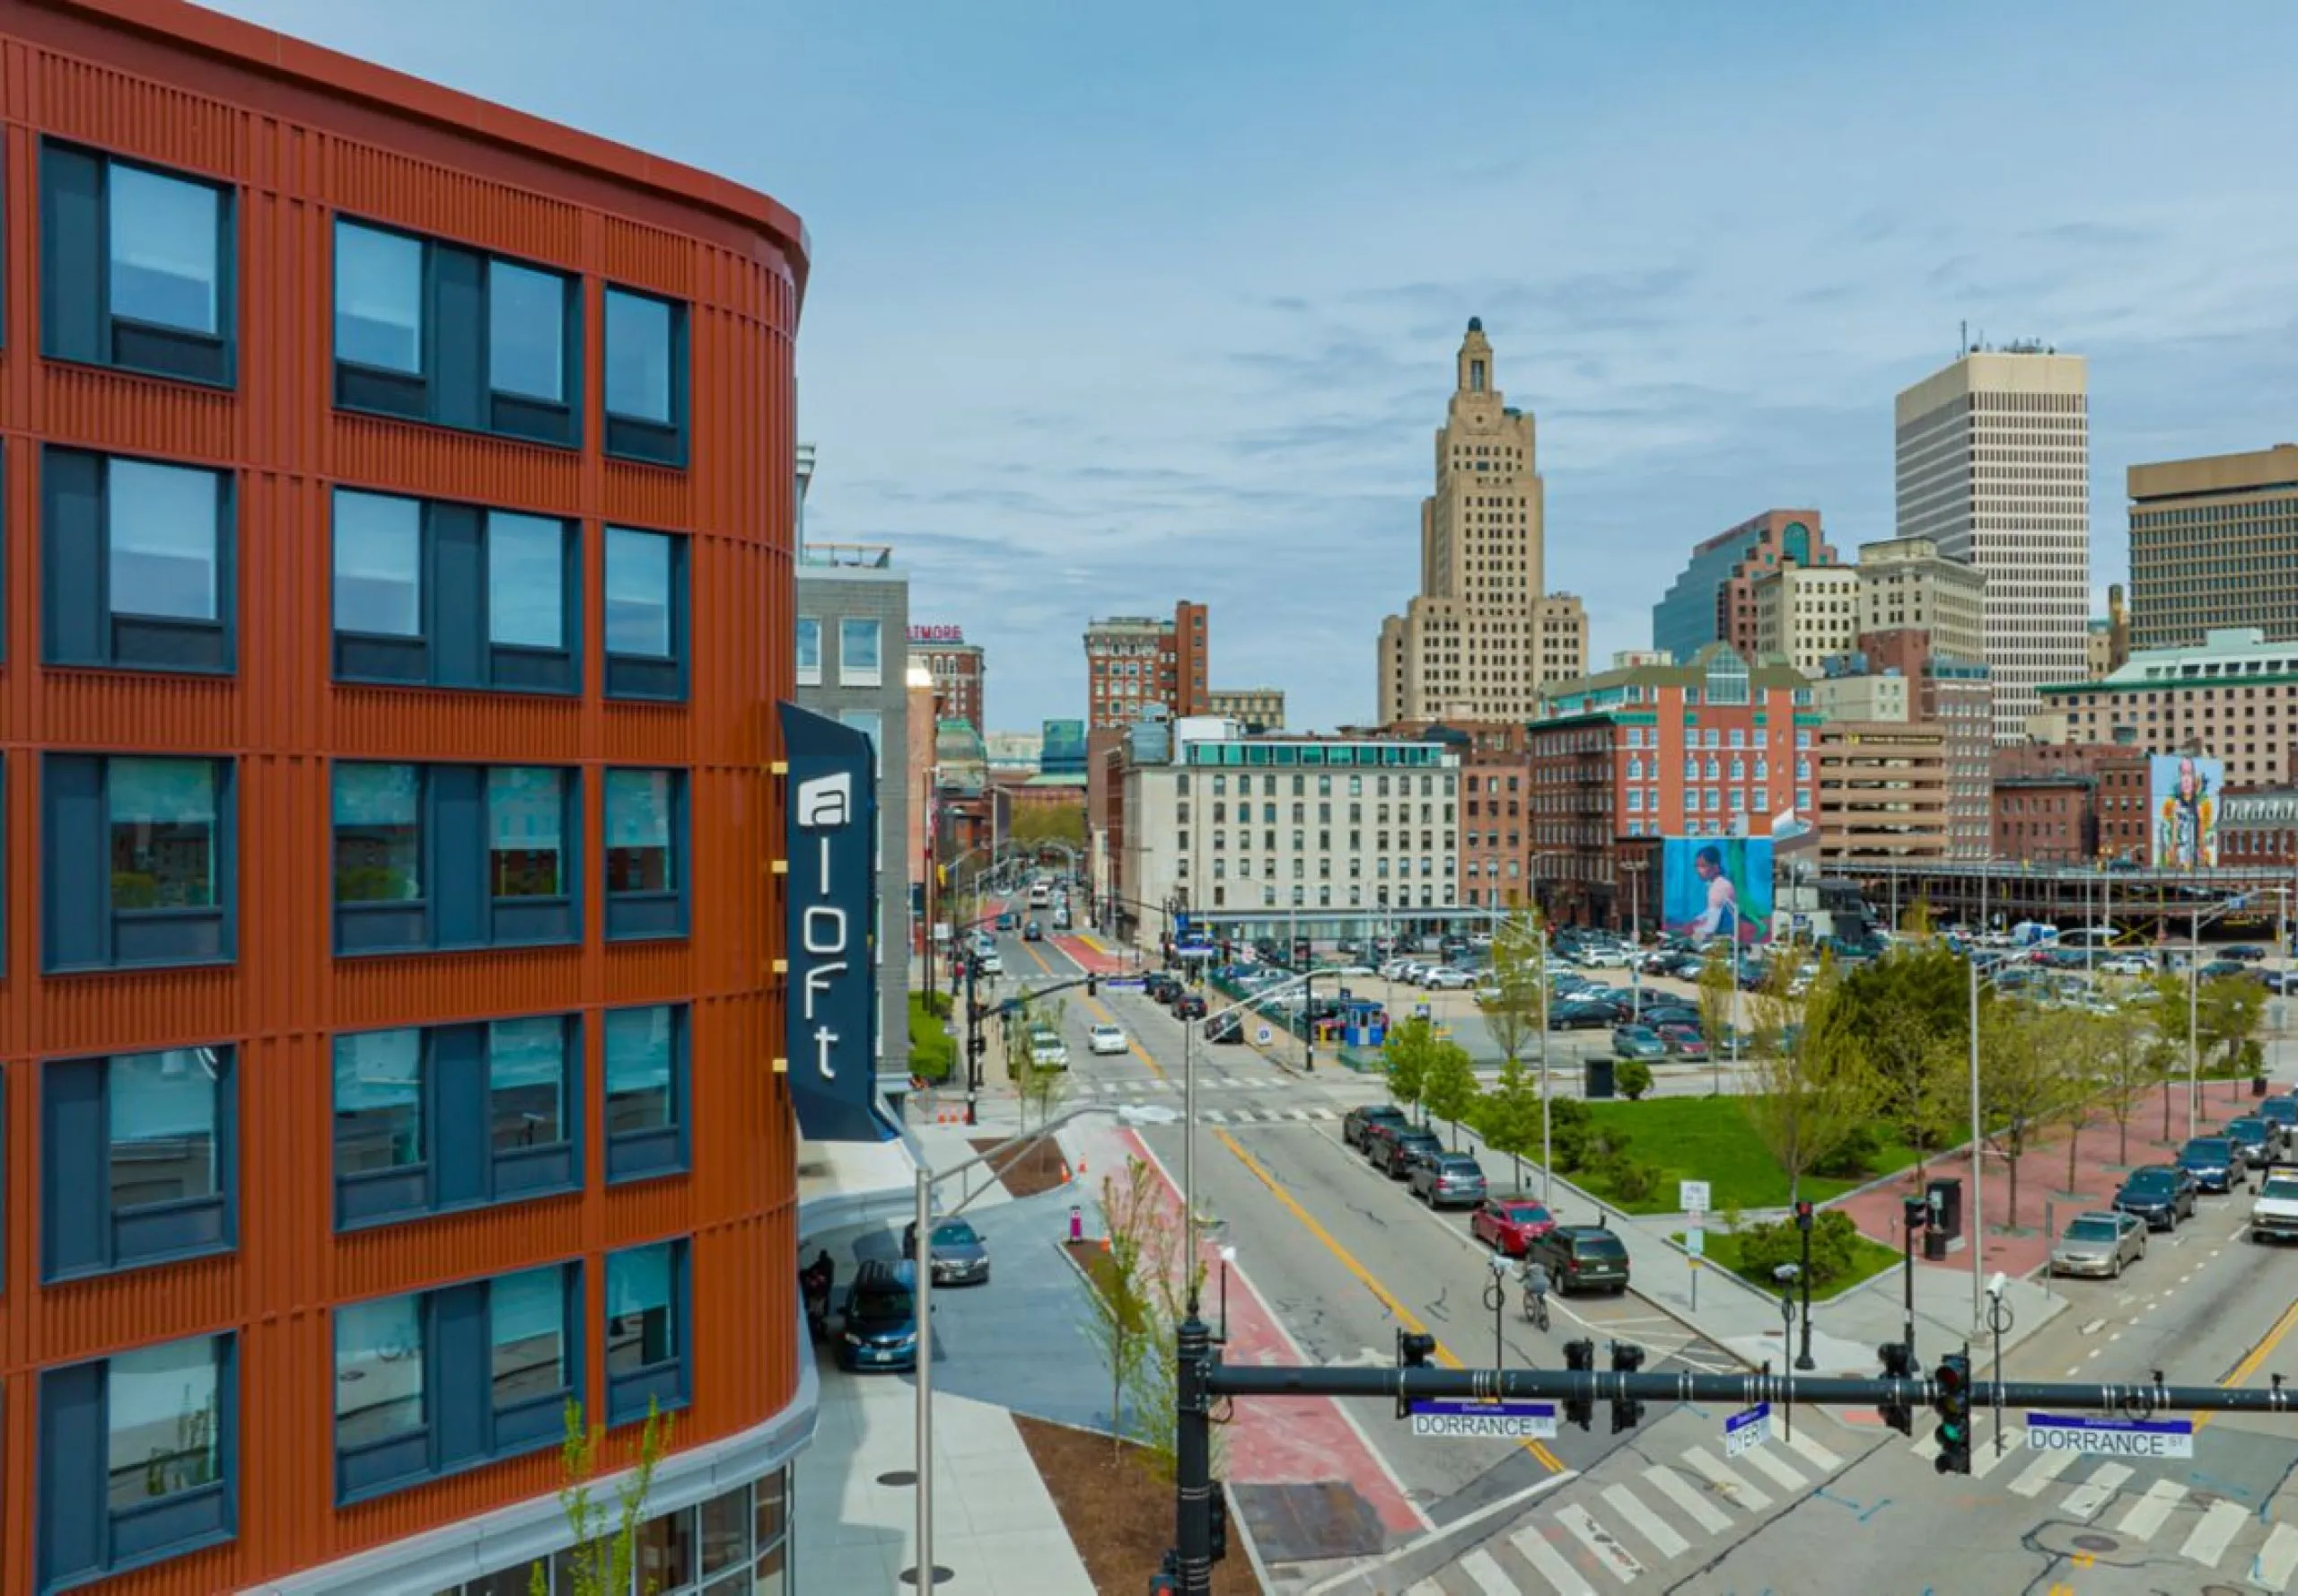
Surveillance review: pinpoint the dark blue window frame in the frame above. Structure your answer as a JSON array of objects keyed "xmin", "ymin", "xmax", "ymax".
[
  {"xmin": 42, "ymin": 1045, "xmax": 237, "ymax": 1281},
  {"xmin": 37, "ymin": 1333, "xmax": 239, "ymax": 1592},
  {"xmin": 330, "ymin": 760, "xmax": 581, "ymax": 956},
  {"xmin": 330, "ymin": 216, "xmax": 582, "ymax": 450},
  {"xmin": 330, "ymin": 487, "xmax": 579, "ymax": 695},
  {"xmin": 602, "ymin": 285, "xmax": 688, "ymax": 467},
  {"xmin": 604, "ymin": 767, "xmax": 689, "ymax": 942},
  {"xmin": 603, "ymin": 1003, "xmax": 689, "ymax": 1184},
  {"xmin": 602, "ymin": 524, "xmax": 689, "ymax": 701},
  {"xmin": 334, "ymin": 1263, "xmax": 583, "ymax": 1504},
  {"xmin": 39, "ymin": 140, "xmax": 236, "ymax": 390},
  {"xmin": 332, "ymin": 1013, "xmax": 583, "ymax": 1232},
  {"xmin": 604, "ymin": 1238, "xmax": 690, "ymax": 1425},
  {"xmin": 41, "ymin": 753, "xmax": 235, "ymax": 974},
  {"xmin": 42, "ymin": 446, "xmax": 236, "ymax": 676}
]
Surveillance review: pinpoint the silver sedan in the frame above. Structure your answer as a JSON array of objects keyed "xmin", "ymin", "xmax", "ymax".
[{"xmin": 2048, "ymin": 1210, "xmax": 2147, "ymax": 1279}]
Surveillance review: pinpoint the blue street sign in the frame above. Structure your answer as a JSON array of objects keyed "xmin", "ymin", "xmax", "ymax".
[
  {"xmin": 1724, "ymin": 1401, "xmax": 1772, "ymax": 1457},
  {"xmin": 2024, "ymin": 1414, "xmax": 2194, "ymax": 1459},
  {"xmin": 1408, "ymin": 1399, "xmax": 1557, "ymax": 1440}
]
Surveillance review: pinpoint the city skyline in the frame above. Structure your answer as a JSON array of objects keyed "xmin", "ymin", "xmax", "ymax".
[{"xmin": 206, "ymin": 0, "xmax": 2298, "ymax": 730}]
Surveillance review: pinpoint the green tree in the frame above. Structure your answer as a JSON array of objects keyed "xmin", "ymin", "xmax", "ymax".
[
  {"xmin": 1383, "ymin": 1015, "xmax": 1440, "ymax": 1123},
  {"xmin": 1422, "ymin": 1039, "xmax": 1481, "ymax": 1150},
  {"xmin": 1010, "ymin": 802, "xmax": 1085, "ymax": 850},
  {"xmin": 1077, "ymin": 1160, "xmax": 1159, "ymax": 1456},
  {"xmin": 1615, "ymin": 1056, "xmax": 1653, "ymax": 1101},
  {"xmin": 1696, "ymin": 949, "xmax": 1738, "ymax": 1093},
  {"xmin": 1978, "ymin": 1003, "xmax": 2073, "ymax": 1229},
  {"xmin": 1483, "ymin": 909, "xmax": 1547, "ymax": 1085},
  {"xmin": 531, "ymin": 1399, "xmax": 674, "ymax": 1596},
  {"xmin": 1482, "ymin": 1054, "xmax": 1542, "ymax": 1190},
  {"xmin": 2091, "ymin": 1000, "xmax": 2159, "ymax": 1165},
  {"xmin": 1741, "ymin": 960, "xmax": 1879, "ymax": 1203},
  {"xmin": 2198, "ymin": 975, "xmax": 2267, "ymax": 1076}
]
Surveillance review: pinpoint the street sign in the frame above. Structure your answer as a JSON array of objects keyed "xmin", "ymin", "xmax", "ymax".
[
  {"xmin": 1724, "ymin": 1402, "xmax": 1771, "ymax": 1457},
  {"xmin": 1685, "ymin": 1228, "xmax": 1705, "ymax": 1258},
  {"xmin": 1680, "ymin": 1180, "xmax": 1711, "ymax": 1215},
  {"xmin": 1413, "ymin": 1002, "xmax": 1433, "ymax": 1020},
  {"xmin": 2025, "ymin": 1414, "xmax": 2194, "ymax": 1460},
  {"xmin": 1408, "ymin": 1399, "xmax": 1558, "ymax": 1441},
  {"xmin": 1255, "ymin": 1025, "xmax": 1274, "ymax": 1045}
]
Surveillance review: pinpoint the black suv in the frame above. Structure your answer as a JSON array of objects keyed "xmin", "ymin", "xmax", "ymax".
[
  {"xmin": 2179, "ymin": 1136, "xmax": 2248, "ymax": 1195},
  {"xmin": 1526, "ymin": 1225, "xmax": 1632, "ymax": 1295},
  {"xmin": 1377, "ymin": 1127, "xmax": 1443, "ymax": 1179},
  {"xmin": 836, "ymin": 1260, "xmax": 920, "ymax": 1372},
  {"xmin": 1173, "ymin": 993, "xmax": 1207, "ymax": 1020},
  {"xmin": 1343, "ymin": 1103, "xmax": 1408, "ymax": 1151}
]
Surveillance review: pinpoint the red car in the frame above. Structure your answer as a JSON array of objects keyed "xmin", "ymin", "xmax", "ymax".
[
  {"xmin": 1658, "ymin": 1024, "xmax": 1707, "ymax": 1060},
  {"xmin": 1470, "ymin": 1197, "xmax": 1557, "ymax": 1256}
]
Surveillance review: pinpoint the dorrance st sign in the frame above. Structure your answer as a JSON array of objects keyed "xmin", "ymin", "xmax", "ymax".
[{"xmin": 780, "ymin": 705, "xmax": 896, "ymax": 1144}]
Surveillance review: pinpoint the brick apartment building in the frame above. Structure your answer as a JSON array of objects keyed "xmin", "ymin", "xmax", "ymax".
[
  {"xmin": 1992, "ymin": 742, "xmax": 2151, "ymax": 864},
  {"xmin": 1083, "ymin": 601, "xmax": 1209, "ymax": 730}
]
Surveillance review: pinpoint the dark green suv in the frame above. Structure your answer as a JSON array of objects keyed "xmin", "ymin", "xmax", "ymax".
[{"xmin": 1528, "ymin": 1224, "xmax": 1633, "ymax": 1295}]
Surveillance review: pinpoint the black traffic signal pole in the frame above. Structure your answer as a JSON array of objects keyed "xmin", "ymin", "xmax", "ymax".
[{"xmin": 1159, "ymin": 1313, "xmax": 2298, "ymax": 1595}]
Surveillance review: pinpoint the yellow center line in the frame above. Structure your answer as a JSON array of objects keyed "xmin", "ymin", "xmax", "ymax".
[
  {"xmin": 1021, "ymin": 936, "xmax": 1167, "ymax": 1079},
  {"xmin": 1214, "ymin": 1127, "xmax": 1565, "ymax": 1473},
  {"xmin": 2196, "ymin": 1292, "xmax": 2298, "ymax": 1431}
]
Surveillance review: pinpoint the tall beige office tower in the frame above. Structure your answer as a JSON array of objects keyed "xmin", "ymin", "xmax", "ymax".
[
  {"xmin": 1894, "ymin": 344, "xmax": 2090, "ymax": 742},
  {"xmin": 1378, "ymin": 320, "xmax": 1586, "ymax": 723}
]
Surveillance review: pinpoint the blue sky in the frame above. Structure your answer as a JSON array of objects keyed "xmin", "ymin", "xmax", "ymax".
[{"xmin": 215, "ymin": 1, "xmax": 2298, "ymax": 732}]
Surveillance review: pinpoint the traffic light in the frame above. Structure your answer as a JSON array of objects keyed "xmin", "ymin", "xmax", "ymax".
[
  {"xmin": 1086, "ymin": 974, "xmax": 1097, "ymax": 997},
  {"xmin": 1609, "ymin": 1341, "xmax": 1646, "ymax": 1433},
  {"xmin": 1563, "ymin": 1337, "xmax": 1596, "ymax": 1431},
  {"xmin": 1208, "ymin": 1489, "xmax": 1229, "ymax": 1565},
  {"xmin": 1877, "ymin": 1341, "xmax": 1916, "ymax": 1435},
  {"xmin": 1794, "ymin": 1198, "xmax": 1814, "ymax": 1232},
  {"xmin": 1933, "ymin": 1351, "xmax": 1972, "ymax": 1474}
]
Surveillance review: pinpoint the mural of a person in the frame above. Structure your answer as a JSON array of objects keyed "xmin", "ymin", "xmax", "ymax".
[
  {"xmin": 2155, "ymin": 755, "xmax": 2218, "ymax": 869},
  {"xmin": 1688, "ymin": 844, "xmax": 1740, "ymax": 942}
]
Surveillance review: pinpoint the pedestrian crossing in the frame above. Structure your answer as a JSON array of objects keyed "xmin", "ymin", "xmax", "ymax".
[
  {"xmin": 1407, "ymin": 1414, "xmax": 2298, "ymax": 1596},
  {"xmin": 1070, "ymin": 1074, "xmax": 1296, "ymax": 1095}
]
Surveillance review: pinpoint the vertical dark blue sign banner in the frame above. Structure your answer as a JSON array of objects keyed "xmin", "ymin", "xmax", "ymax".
[{"xmin": 780, "ymin": 705, "xmax": 896, "ymax": 1142}]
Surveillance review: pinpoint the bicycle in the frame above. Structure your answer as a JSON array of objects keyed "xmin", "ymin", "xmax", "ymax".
[{"xmin": 1522, "ymin": 1285, "xmax": 1549, "ymax": 1333}]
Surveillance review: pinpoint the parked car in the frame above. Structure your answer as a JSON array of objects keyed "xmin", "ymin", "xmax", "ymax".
[
  {"xmin": 1422, "ymin": 966, "xmax": 1475, "ymax": 991},
  {"xmin": 1408, "ymin": 1152, "xmax": 1489, "ymax": 1208},
  {"xmin": 2179, "ymin": 1136, "xmax": 2248, "ymax": 1195},
  {"xmin": 1343, "ymin": 1103, "xmax": 1408, "ymax": 1151},
  {"xmin": 2224, "ymin": 1116, "xmax": 2276, "ymax": 1169},
  {"xmin": 1205, "ymin": 1013, "xmax": 1244, "ymax": 1044},
  {"xmin": 2048, "ymin": 1210, "xmax": 2146, "ymax": 1279},
  {"xmin": 2225, "ymin": 944, "xmax": 2268, "ymax": 962},
  {"xmin": 1173, "ymin": 993, "xmax": 1207, "ymax": 1020},
  {"xmin": 902, "ymin": 1217, "xmax": 991, "ymax": 1286},
  {"xmin": 1548, "ymin": 1002, "xmax": 1614, "ymax": 1031},
  {"xmin": 2101, "ymin": 954, "xmax": 2151, "ymax": 977},
  {"xmin": 1575, "ymin": 945, "xmax": 1632, "ymax": 969},
  {"xmin": 1088, "ymin": 1023, "xmax": 1129, "ymax": 1056},
  {"xmin": 2251, "ymin": 1164, "xmax": 2298, "ymax": 1243},
  {"xmin": 1657, "ymin": 1024, "xmax": 1708, "ymax": 1059},
  {"xmin": 2200, "ymin": 960, "xmax": 2248, "ymax": 981},
  {"xmin": 1378, "ymin": 1128, "xmax": 1444, "ymax": 1179},
  {"xmin": 837, "ymin": 1260, "xmax": 920, "ymax": 1372},
  {"xmin": 2259, "ymin": 1095, "xmax": 2298, "ymax": 1149},
  {"xmin": 1470, "ymin": 1197, "xmax": 1558, "ymax": 1255},
  {"xmin": 1641, "ymin": 1004, "xmax": 1703, "ymax": 1030},
  {"xmin": 1525, "ymin": 1224, "xmax": 1633, "ymax": 1295},
  {"xmin": 2114, "ymin": 1163, "xmax": 2199, "ymax": 1230},
  {"xmin": 1612, "ymin": 1025, "xmax": 1668, "ymax": 1061}
]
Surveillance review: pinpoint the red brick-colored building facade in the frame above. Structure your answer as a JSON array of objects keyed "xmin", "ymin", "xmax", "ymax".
[
  {"xmin": 1993, "ymin": 742, "xmax": 2150, "ymax": 864},
  {"xmin": 0, "ymin": 4, "xmax": 807, "ymax": 1591},
  {"xmin": 1083, "ymin": 600, "xmax": 1210, "ymax": 730}
]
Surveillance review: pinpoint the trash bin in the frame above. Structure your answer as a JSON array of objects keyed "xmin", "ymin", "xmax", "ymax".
[
  {"xmin": 2254, "ymin": 1074, "xmax": 2269, "ymax": 1098},
  {"xmin": 1924, "ymin": 1226, "xmax": 1950, "ymax": 1262},
  {"xmin": 1583, "ymin": 1058, "xmax": 1616, "ymax": 1101},
  {"xmin": 1926, "ymin": 1176, "xmax": 1963, "ymax": 1240}
]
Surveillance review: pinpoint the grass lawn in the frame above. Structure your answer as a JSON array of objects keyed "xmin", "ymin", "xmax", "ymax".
[
  {"xmin": 1670, "ymin": 1225, "xmax": 1905, "ymax": 1300},
  {"xmin": 1575, "ymin": 1096, "xmax": 1922, "ymax": 1215}
]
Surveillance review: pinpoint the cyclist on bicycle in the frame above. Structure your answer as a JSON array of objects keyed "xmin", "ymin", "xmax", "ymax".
[{"xmin": 1518, "ymin": 1257, "xmax": 1551, "ymax": 1324}]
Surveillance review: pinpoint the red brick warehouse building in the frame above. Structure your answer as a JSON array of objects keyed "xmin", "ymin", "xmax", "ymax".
[{"xmin": 0, "ymin": 2, "xmax": 809, "ymax": 1592}]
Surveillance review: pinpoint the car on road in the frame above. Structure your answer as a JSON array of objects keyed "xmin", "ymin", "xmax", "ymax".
[
  {"xmin": 837, "ymin": 1260, "xmax": 920, "ymax": 1372},
  {"xmin": 1022, "ymin": 920, "xmax": 1044, "ymax": 942},
  {"xmin": 1657, "ymin": 1024, "xmax": 1708, "ymax": 1059},
  {"xmin": 1145, "ymin": 973, "xmax": 1181, "ymax": 1004},
  {"xmin": 1343, "ymin": 1103, "xmax": 1408, "ymax": 1150},
  {"xmin": 996, "ymin": 911, "xmax": 1016, "ymax": 931},
  {"xmin": 976, "ymin": 950, "xmax": 1004, "ymax": 976},
  {"xmin": 1377, "ymin": 1127, "xmax": 1443, "ymax": 1179},
  {"xmin": 2113, "ymin": 1163, "xmax": 2198, "ymax": 1230},
  {"xmin": 2048, "ymin": 1210, "xmax": 2147, "ymax": 1278},
  {"xmin": 1205, "ymin": 1013, "xmax": 1245, "ymax": 1044},
  {"xmin": 1548, "ymin": 1002, "xmax": 1614, "ymax": 1031},
  {"xmin": 1408, "ymin": 1152, "xmax": 1489, "ymax": 1208},
  {"xmin": 1088, "ymin": 1023, "xmax": 1129, "ymax": 1056},
  {"xmin": 1173, "ymin": 993, "xmax": 1207, "ymax": 1020},
  {"xmin": 2200, "ymin": 960, "xmax": 2248, "ymax": 981},
  {"xmin": 2179, "ymin": 1135, "xmax": 2248, "ymax": 1194},
  {"xmin": 2223, "ymin": 1116, "xmax": 2276, "ymax": 1169},
  {"xmin": 1470, "ymin": 1197, "xmax": 1557, "ymax": 1255},
  {"xmin": 1027, "ymin": 1027, "xmax": 1069, "ymax": 1071},
  {"xmin": 1611, "ymin": 1024, "xmax": 1668, "ymax": 1061},
  {"xmin": 1421, "ymin": 966, "xmax": 1474, "ymax": 990},
  {"xmin": 2225, "ymin": 944, "xmax": 2268, "ymax": 962},
  {"xmin": 2259, "ymin": 1095, "xmax": 2298, "ymax": 1148},
  {"xmin": 2251, "ymin": 1165, "xmax": 2298, "ymax": 1243},
  {"xmin": 1525, "ymin": 1224, "xmax": 1632, "ymax": 1295},
  {"xmin": 902, "ymin": 1218, "xmax": 991, "ymax": 1286}
]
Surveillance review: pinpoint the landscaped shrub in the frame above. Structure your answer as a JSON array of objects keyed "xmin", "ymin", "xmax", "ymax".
[
  {"xmin": 1615, "ymin": 1057, "xmax": 1653, "ymax": 1101},
  {"xmin": 1733, "ymin": 1208, "xmax": 1862, "ymax": 1287}
]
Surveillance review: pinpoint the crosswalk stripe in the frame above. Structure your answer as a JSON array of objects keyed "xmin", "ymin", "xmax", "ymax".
[
  {"xmin": 1506, "ymin": 1529, "xmax": 1599, "ymax": 1596},
  {"xmin": 1457, "ymin": 1548, "xmax": 1520, "ymax": 1596},
  {"xmin": 1642, "ymin": 1465, "xmax": 1734, "ymax": 1535},
  {"xmin": 1908, "ymin": 1432, "xmax": 1941, "ymax": 1461},
  {"xmin": 1287, "ymin": 1109, "xmax": 1312, "ymax": 1120},
  {"xmin": 1682, "ymin": 1446, "xmax": 1773, "ymax": 1512},
  {"xmin": 2008, "ymin": 1445, "xmax": 2080, "ymax": 1498},
  {"xmin": 1404, "ymin": 1583, "xmax": 1446, "ymax": 1596},
  {"xmin": 1739, "ymin": 1443, "xmax": 1811, "ymax": 1494},
  {"xmin": 1779, "ymin": 1425, "xmax": 1844, "ymax": 1475},
  {"xmin": 1601, "ymin": 1484, "xmax": 1688, "ymax": 1560},
  {"xmin": 2058, "ymin": 1461, "xmax": 2131, "ymax": 1519},
  {"xmin": 2181, "ymin": 1499, "xmax": 2248, "ymax": 1565},
  {"xmin": 2112, "ymin": 1478, "xmax": 2184, "ymax": 1539},
  {"xmin": 1556, "ymin": 1504, "xmax": 1644, "ymax": 1583},
  {"xmin": 2253, "ymin": 1521, "xmax": 2298, "ymax": 1588},
  {"xmin": 1201, "ymin": 1109, "xmax": 1230, "ymax": 1124},
  {"xmin": 1969, "ymin": 1427, "xmax": 2026, "ymax": 1478}
]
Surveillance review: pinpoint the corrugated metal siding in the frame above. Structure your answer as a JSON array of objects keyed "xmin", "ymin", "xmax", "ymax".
[{"xmin": 0, "ymin": 4, "xmax": 804, "ymax": 1589}]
